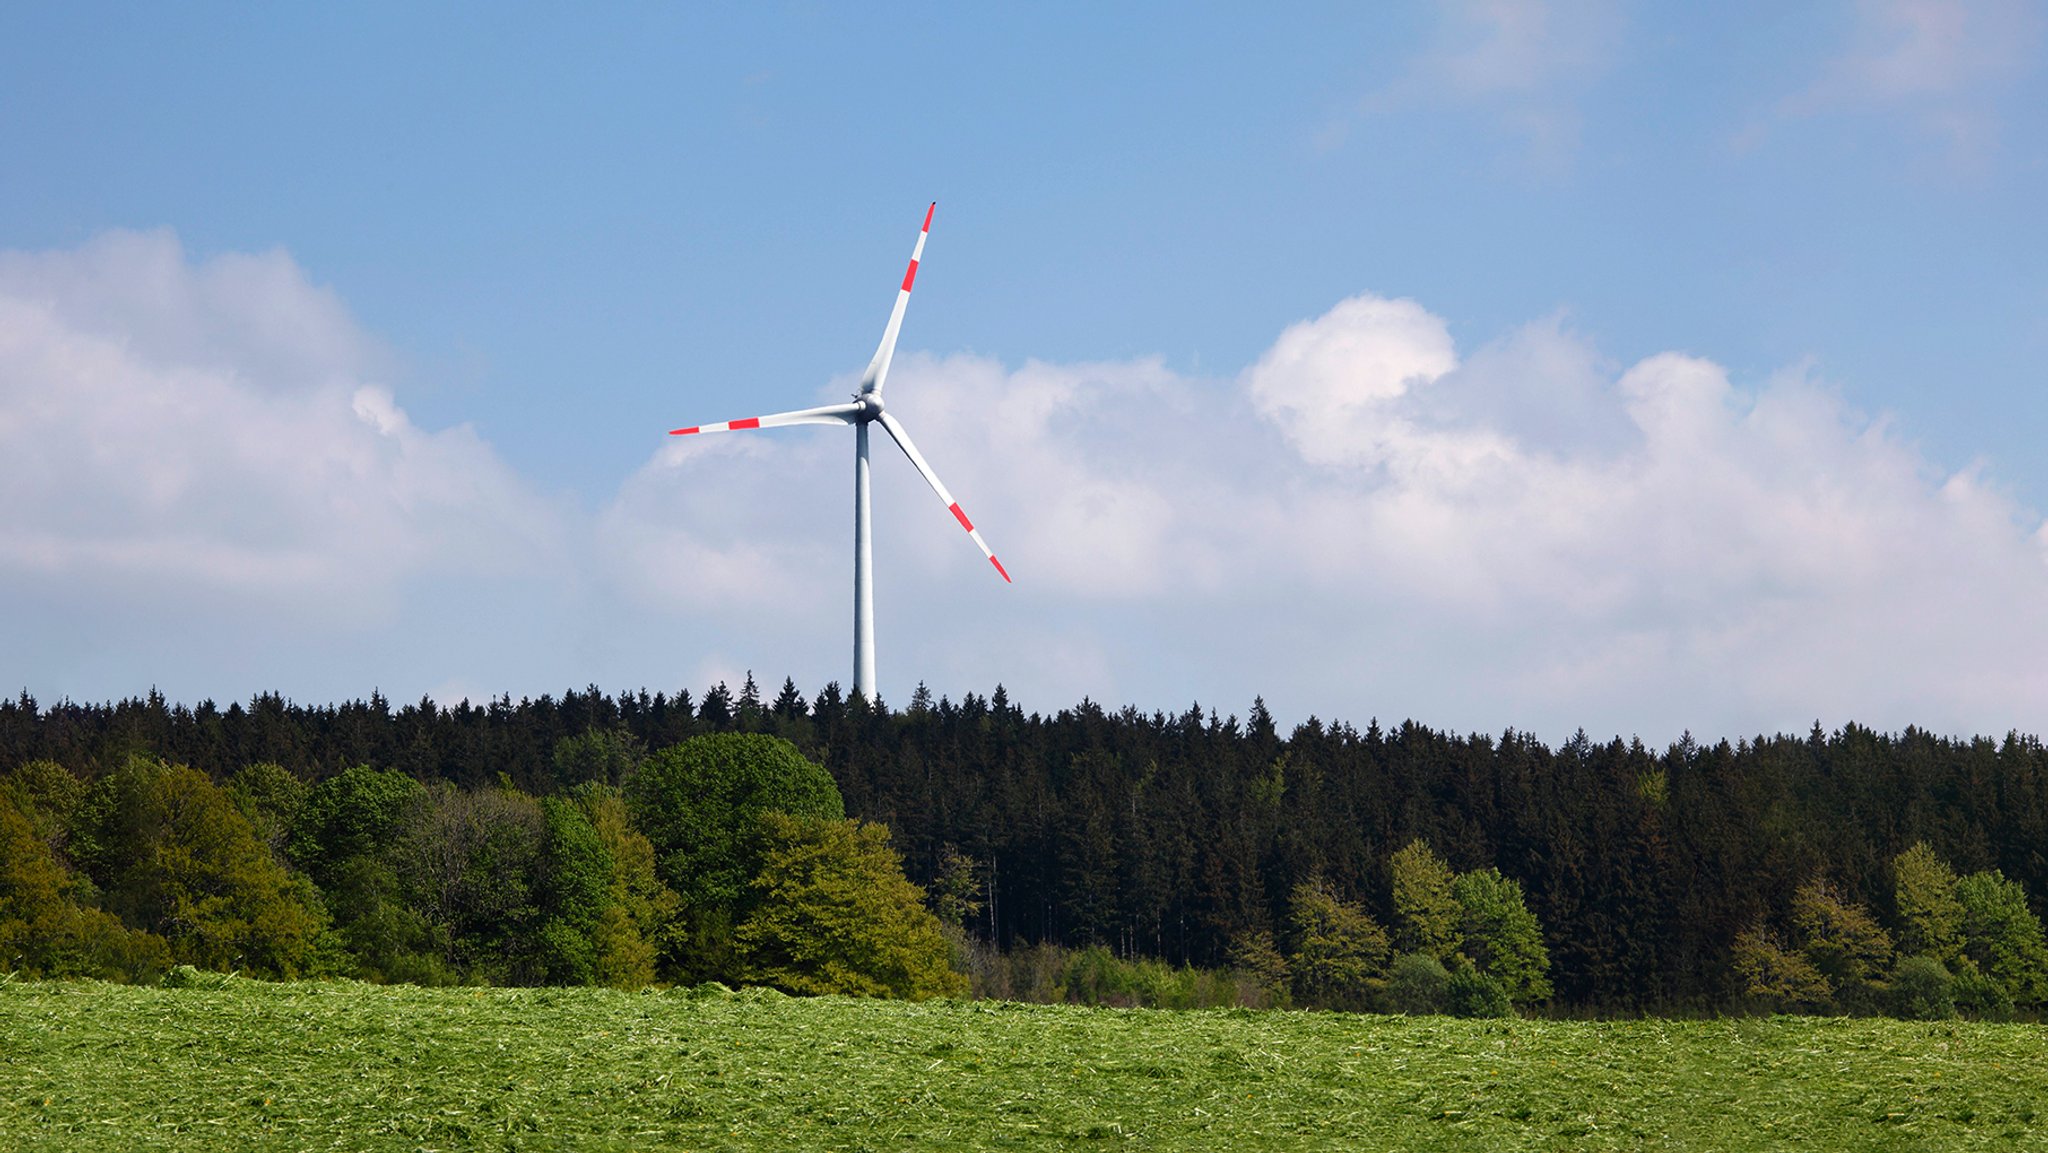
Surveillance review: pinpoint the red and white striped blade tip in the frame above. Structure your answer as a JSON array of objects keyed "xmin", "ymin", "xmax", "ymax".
[
  {"xmin": 990, "ymin": 556, "xmax": 1011, "ymax": 583},
  {"xmin": 922, "ymin": 202, "xmax": 935, "ymax": 231}
]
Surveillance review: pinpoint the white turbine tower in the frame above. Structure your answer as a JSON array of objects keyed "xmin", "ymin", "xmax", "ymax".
[{"xmin": 666, "ymin": 203, "xmax": 1008, "ymax": 701}]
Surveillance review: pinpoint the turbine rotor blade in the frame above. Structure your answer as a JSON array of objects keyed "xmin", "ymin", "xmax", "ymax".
[
  {"xmin": 857, "ymin": 202, "xmax": 935, "ymax": 397},
  {"xmin": 669, "ymin": 401, "xmax": 862, "ymax": 436},
  {"xmin": 876, "ymin": 410, "xmax": 1010, "ymax": 583}
]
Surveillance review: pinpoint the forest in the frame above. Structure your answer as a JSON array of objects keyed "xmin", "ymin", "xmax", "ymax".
[{"xmin": 3, "ymin": 679, "xmax": 2046, "ymax": 1017}]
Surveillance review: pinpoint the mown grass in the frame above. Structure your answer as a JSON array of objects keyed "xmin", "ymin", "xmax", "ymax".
[{"xmin": 3, "ymin": 979, "xmax": 2045, "ymax": 1151}]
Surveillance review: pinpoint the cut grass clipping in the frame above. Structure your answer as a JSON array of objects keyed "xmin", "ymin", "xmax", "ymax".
[{"xmin": 3, "ymin": 980, "xmax": 2045, "ymax": 1150}]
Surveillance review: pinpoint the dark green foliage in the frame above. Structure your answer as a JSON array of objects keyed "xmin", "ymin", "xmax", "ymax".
[
  {"xmin": 625, "ymin": 734, "xmax": 843, "ymax": 911},
  {"xmin": 1889, "ymin": 955, "xmax": 1957, "ymax": 1020},
  {"xmin": 392, "ymin": 783, "xmax": 548, "ymax": 983},
  {"xmin": 0, "ymin": 786, "xmax": 167, "ymax": 979},
  {"xmin": 290, "ymin": 765, "xmax": 424, "ymax": 887},
  {"xmin": 1951, "ymin": 958, "xmax": 2016, "ymax": 1021},
  {"xmin": 11, "ymin": 688, "xmax": 2048, "ymax": 1015},
  {"xmin": 68, "ymin": 758, "xmax": 324, "ymax": 976},
  {"xmin": 552, "ymin": 727, "xmax": 645, "ymax": 789},
  {"xmin": 1444, "ymin": 957, "xmax": 1513, "ymax": 1018},
  {"xmin": 734, "ymin": 813, "xmax": 965, "ymax": 1000},
  {"xmin": 225, "ymin": 762, "xmax": 305, "ymax": 857},
  {"xmin": 1387, "ymin": 951, "xmax": 1451, "ymax": 1015}
]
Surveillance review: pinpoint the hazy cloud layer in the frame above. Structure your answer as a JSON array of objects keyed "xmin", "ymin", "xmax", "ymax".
[{"xmin": 7, "ymin": 231, "xmax": 2047, "ymax": 742}]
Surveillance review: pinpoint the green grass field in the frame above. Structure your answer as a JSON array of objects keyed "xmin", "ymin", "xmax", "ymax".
[{"xmin": 2, "ymin": 980, "xmax": 2044, "ymax": 1151}]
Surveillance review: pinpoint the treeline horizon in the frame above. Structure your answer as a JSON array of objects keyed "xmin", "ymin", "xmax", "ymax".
[{"xmin": 5, "ymin": 679, "xmax": 2047, "ymax": 1012}]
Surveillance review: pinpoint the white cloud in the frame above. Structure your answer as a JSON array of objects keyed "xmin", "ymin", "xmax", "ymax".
[
  {"xmin": 1330, "ymin": 0, "xmax": 1624, "ymax": 165},
  {"xmin": 1773, "ymin": 0, "xmax": 2043, "ymax": 159},
  {"xmin": 0, "ymin": 230, "xmax": 562, "ymax": 697},
  {"xmin": 8, "ymin": 230, "xmax": 2047, "ymax": 742}
]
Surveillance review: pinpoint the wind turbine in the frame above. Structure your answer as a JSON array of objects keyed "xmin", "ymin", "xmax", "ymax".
[{"xmin": 667, "ymin": 203, "xmax": 1008, "ymax": 701}]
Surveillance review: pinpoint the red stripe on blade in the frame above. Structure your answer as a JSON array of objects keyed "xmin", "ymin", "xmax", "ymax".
[
  {"xmin": 922, "ymin": 202, "xmax": 935, "ymax": 232},
  {"xmin": 902, "ymin": 259, "xmax": 919, "ymax": 292},
  {"xmin": 949, "ymin": 502, "xmax": 973, "ymax": 531},
  {"xmin": 669, "ymin": 427, "xmax": 700, "ymax": 436},
  {"xmin": 990, "ymin": 556, "xmax": 1011, "ymax": 583},
  {"xmin": 729, "ymin": 418, "xmax": 761, "ymax": 430}
]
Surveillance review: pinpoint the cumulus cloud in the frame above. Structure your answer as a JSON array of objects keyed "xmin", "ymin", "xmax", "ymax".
[
  {"xmin": 0, "ymin": 230, "xmax": 562, "ymax": 697},
  {"xmin": 8, "ymin": 230, "xmax": 2046, "ymax": 741}
]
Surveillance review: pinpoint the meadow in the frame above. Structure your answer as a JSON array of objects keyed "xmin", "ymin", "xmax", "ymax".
[{"xmin": 2, "ymin": 979, "xmax": 2045, "ymax": 1151}]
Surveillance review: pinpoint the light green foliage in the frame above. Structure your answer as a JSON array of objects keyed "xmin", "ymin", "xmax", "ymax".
[
  {"xmin": 625, "ymin": 734, "xmax": 844, "ymax": 913},
  {"xmin": 1451, "ymin": 867, "xmax": 1552, "ymax": 1004},
  {"xmin": 1955, "ymin": 869, "xmax": 2048, "ymax": 1008},
  {"xmin": 0, "ymin": 788, "xmax": 166, "ymax": 979},
  {"xmin": 1893, "ymin": 842, "xmax": 1965, "ymax": 965},
  {"xmin": 735, "ymin": 813, "xmax": 966, "ymax": 1000},
  {"xmin": 1387, "ymin": 951, "xmax": 1451, "ymax": 1015},
  {"xmin": 927, "ymin": 843, "xmax": 982, "ymax": 930},
  {"xmin": 1224, "ymin": 929, "xmax": 1290, "ymax": 1008},
  {"xmin": 11, "ymin": 984, "xmax": 2048, "ymax": 1151},
  {"xmin": 1, "ymin": 760, "xmax": 86, "ymax": 845},
  {"xmin": 1789, "ymin": 879, "xmax": 1893, "ymax": 1007},
  {"xmin": 1731, "ymin": 928, "xmax": 1832, "ymax": 1009},
  {"xmin": 1389, "ymin": 839, "xmax": 1461, "ymax": 960},
  {"xmin": 69, "ymin": 758, "xmax": 323, "ymax": 976},
  {"xmin": 575, "ymin": 785, "xmax": 681, "ymax": 990},
  {"xmin": 1285, "ymin": 877, "xmax": 1389, "ymax": 1010}
]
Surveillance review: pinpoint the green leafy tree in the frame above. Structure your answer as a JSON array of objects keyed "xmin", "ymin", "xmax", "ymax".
[
  {"xmin": 531, "ymin": 797, "xmax": 613, "ymax": 985},
  {"xmin": 1892, "ymin": 842, "xmax": 1964, "ymax": 965},
  {"xmin": 1285, "ymin": 877, "xmax": 1390, "ymax": 1010},
  {"xmin": 1889, "ymin": 955, "xmax": 1957, "ymax": 1020},
  {"xmin": 1955, "ymin": 869, "xmax": 2048, "ymax": 1007},
  {"xmin": 70, "ymin": 758, "xmax": 325, "ymax": 976},
  {"xmin": 1389, "ymin": 839, "xmax": 1460, "ymax": 960},
  {"xmin": 1789, "ymin": 879, "xmax": 1893, "ymax": 1008},
  {"xmin": 734, "ymin": 813, "xmax": 967, "ymax": 1000},
  {"xmin": 1226, "ymin": 929, "xmax": 1290, "ymax": 1008},
  {"xmin": 290, "ymin": 765, "xmax": 426, "ymax": 887},
  {"xmin": 1443, "ymin": 956, "xmax": 1513, "ymax": 1018},
  {"xmin": 393, "ymin": 783, "xmax": 547, "ymax": 983},
  {"xmin": 1731, "ymin": 927, "xmax": 1831, "ymax": 1010},
  {"xmin": 625, "ymin": 734, "xmax": 842, "ymax": 980},
  {"xmin": 1386, "ymin": 952, "xmax": 1451, "ymax": 1015},
  {"xmin": 1452, "ymin": 867, "xmax": 1552, "ymax": 1004},
  {"xmin": 625, "ymin": 734, "xmax": 844, "ymax": 909},
  {"xmin": 574, "ymin": 784, "xmax": 681, "ymax": 989},
  {"xmin": 1, "ymin": 788, "xmax": 167, "ymax": 979},
  {"xmin": 289, "ymin": 766, "xmax": 437, "ymax": 982},
  {"xmin": 226, "ymin": 763, "xmax": 306, "ymax": 859}
]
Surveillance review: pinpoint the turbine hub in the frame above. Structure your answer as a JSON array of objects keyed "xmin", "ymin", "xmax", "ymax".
[{"xmin": 855, "ymin": 393, "xmax": 885, "ymax": 421}]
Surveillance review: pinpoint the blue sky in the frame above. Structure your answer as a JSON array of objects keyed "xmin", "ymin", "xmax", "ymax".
[{"xmin": 3, "ymin": 2, "xmax": 2046, "ymax": 743}]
